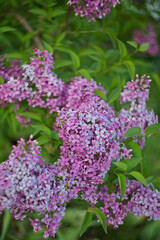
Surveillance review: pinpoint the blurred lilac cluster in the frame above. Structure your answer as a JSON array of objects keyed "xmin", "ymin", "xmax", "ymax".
[
  {"xmin": 133, "ymin": 25, "xmax": 159, "ymax": 56},
  {"xmin": 67, "ymin": 0, "xmax": 120, "ymax": 21}
]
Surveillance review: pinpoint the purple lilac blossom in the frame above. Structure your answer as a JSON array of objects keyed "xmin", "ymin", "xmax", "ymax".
[
  {"xmin": 133, "ymin": 25, "xmax": 159, "ymax": 56},
  {"xmin": 67, "ymin": 0, "xmax": 120, "ymax": 21},
  {"xmin": 0, "ymin": 136, "xmax": 68, "ymax": 238},
  {"xmin": 0, "ymin": 49, "xmax": 65, "ymax": 113},
  {"xmin": 118, "ymin": 74, "xmax": 158, "ymax": 148},
  {"xmin": 55, "ymin": 77, "xmax": 131, "ymax": 204}
]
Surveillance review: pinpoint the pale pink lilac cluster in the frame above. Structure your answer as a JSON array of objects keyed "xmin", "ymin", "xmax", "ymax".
[
  {"xmin": 0, "ymin": 136, "xmax": 68, "ymax": 238},
  {"xmin": 119, "ymin": 74, "xmax": 158, "ymax": 148},
  {"xmin": 0, "ymin": 49, "xmax": 65, "ymax": 113},
  {"xmin": 133, "ymin": 25, "xmax": 159, "ymax": 56},
  {"xmin": 55, "ymin": 77, "xmax": 131, "ymax": 204},
  {"xmin": 67, "ymin": 0, "xmax": 120, "ymax": 21}
]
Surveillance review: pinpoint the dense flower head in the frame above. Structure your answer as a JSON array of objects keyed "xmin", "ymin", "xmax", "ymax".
[
  {"xmin": 133, "ymin": 25, "xmax": 159, "ymax": 56},
  {"xmin": 0, "ymin": 49, "xmax": 65, "ymax": 113},
  {"xmin": 116, "ymin": 180, "xmax": 160, "ymax": 221},
  {"xmin": 0, "ymin": 136, "xmax": 68, "ymax": 238},
  {"xmin": 67, "ymin": 0, "xmax": 120, "ymax": 21},
  {"xmin": 119, "ymin": 74, "xmax": 158, "ymax": 148},
  {"xmin": 55, "ymin": 77, "xmax": 131, "ymax": 204}
]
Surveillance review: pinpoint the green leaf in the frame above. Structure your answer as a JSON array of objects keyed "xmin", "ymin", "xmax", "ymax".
[
  {"xmin": 112, "ymin": 162, "xmax": 127, "ymax": 171},
  {"xmin": 29, "ymin": 8, "xmax": 47, "ymax": 16},
  {"xmin": 32, "ymin": 124, "xmax": 51, "ymax": 135},
  {"xmin": 105, "ymin": 28, "xmax": 117, "ymax": 47},
  {"xmin": 127, "ymin": 41, "xmax": 138, "ymax": 49},
  {"xmin": 92, "ymin": 208, "xmax": 107, "ymax": 233},
  {"xmin": 117, "ymin": 173, "xmax": 126, "ymax": 198},
  {"xmin": 80, "ymin": 211, "xmax": 92, "ymax": 237},
  {"xmin": 20, "ymin": 112, "xmax": 41, "ymax": 121},
  {"xmin": 123, "ymin": 60, "xmax": 135, "ymax": 79},
  {"xmin": 125, "ymin": 141, "xmax": 142, "ymax": 157},
  {"xmin": 0, "ymin": 26, "xmax": 16, "ymax": 33},
  {"xmin": 51, "ymin": 9, "xmax": 66, "ymax": 17},
  {"xmin": 78, "ymin": 69, "xmax": 91, "ymax": 81},
  {"xmin": 37, "ymin": 135, "xmax": 50, "ymax": 145},
  {"xmin": 122, "ymin": 157, "xmax": 142, "ymax": 170},
  {"xmin": 94, "ymin": 89, "xmax": 107, "ymax": 102},
  {"xmin": 55, "ymin": 32, "xmax": 66, "ymax": 45},
  {"xmin": 0, "ymin": 76, "xmax": 4, "ymax": 84},
  {"xmin": 55, "ymin": 46, "xmax": 80, "ymax": 69},
  {"xmin": 145, "ymin": 123, "xmax": 160, "ymax": 135},
  {"xmin": 117, "ymin": 39, "xmax": 127, "ymax": 58},
  {"xmin": 138, "ymin": 43, "xmax": 150, "ymax": 52},
  {"xmin": 129, "ymin": 171, "xmax": 147, "ymax": 185},
  {"xmin": 51, "ymin": 130, "xmax": 59, "ymax": 141},
  {"xmin": 54, "ymin": 59, "xmax": 73, "ymax": 69},
  {"xmin": 123, "ymin": 126, "xmax": 141, "ymax": 138},
  {"xmin": 0, "ymin": 210, "xmax": 11, "ymax": 240},
  {"xmin": 43, "ymin": 41, "xmax": 53, "ymax": 53},
  {"xmin": 108, "ymin": 88, "xmax": 121, "ymax": 104}
]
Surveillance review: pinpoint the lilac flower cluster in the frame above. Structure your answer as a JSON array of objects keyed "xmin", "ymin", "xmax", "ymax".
[
  {"xmin": 0, "ymin": 49, "xmax": 65, "ymax": 113},
  {"xmin": 55, "ymin": 77, "xmax": 131, "ymax": 204},
  {"xmin": 96, "ymin": 180, "xmax": 160, "ymax": 228},
  {"xmin": 0, "ymin": 136, "xmax": 68, "ymax": 238},
  {"xmin": 133, "ymin": 25, "xmax": 159, "ymax": 56},
  {"xmin": 67, "ymin": 0, "xmax": 120, "ymax": 21},
  {"xmin": 119, "ymin": 74, "xmax": 158, "ymax": 148}
]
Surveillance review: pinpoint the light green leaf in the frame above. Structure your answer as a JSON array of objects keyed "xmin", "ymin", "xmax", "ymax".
[
  {"xmin": 78, "ymin": 69, "xmax": 91, "ymax": 81},
  {"xmin": 54, "ymin": 59, "xmax": 73, "ymax": 69},
  {"xmin": 37, "ymin": 135, "xmax": 50, "ymax": 145},
  {"xmin": 129, "ymin": 171, "xmax": 147, "ymax": 185},
  {"xmin": 122, "ymin": 157, "xmax": 142, "ymax": 170},
  {"xmin": 43, "ymin": 41, "xmax": 53, "ymax": 53},
  {"xmin": 123, "ymin": 126, "xmax": 141, "ymax": 138},
  {"xmin": 125, "ymin": 141, "xmax": 142, "ymax": 157},
  {"xmin": 117, "ymin": 39, "xmax": 127, "ymax": 58},
  {"xmin": 0, "ymin": 76, "xmax": 4, "ymax": 84},
  {"xmin": 20, "ymin": 112, "xmax": 41, "ymax": 121},
  {"xmin": 55, "ymin": 46, "xmax": 80, "ymax": 69},
  {"xmin": 32, "ymin": 124, "xmax": 51, "ymax": 135},
  {"xmin": 145, "ymin": 123, "xmax": 160, "ymax": 135},
  {"xmin": 94, "ymin": 89, "xmax": 107, "ymax": 102},
  {"xmin": 29, "ymin": 8, "xmax": 47, "ymax": 16},
  {"xmin": 80, "ymin": 211, "xmax": 92, "ymax": 237},
  {"xmin": 127, "ymin": 41, "xmax": 138, "ymax": 49},
  {"xmin": 123, "ymin": 60, "xmax": 135, "ymax": 79},
  {"xmin": 117, "ymin": 173, "xmax": 126, "ymax": 198},
  {"xmin": 51, "ymin": 9, "xmax": 66, "ymax": 17},
  {"xmin": 138, "ymin": 43, "xmax": 150, "ymax": 52},
  {"xmin": 108, "ymin": 88, "xmax": 121, "ymax": 104},
  {"xmin": 106, "ymin": 28, "xmax": 117, "ymax": 47},
  {"xmin": 0, "ymin": 26, "xmax": 16, "ymax": 33},
  {"xmin": 0, "ymin": 210, "xmax": 11, "ymax": 240},
  {"xmin": 112, "ymin": 162, "xmax": 127, "ymax": 171},
  {"xmin": 92, "ymin": 208, "xmax": 107, "ymax": 233}
]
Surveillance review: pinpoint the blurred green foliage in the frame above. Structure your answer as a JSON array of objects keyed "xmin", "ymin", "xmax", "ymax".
[{"xmin": 0, "ymin": 0, "xmax": 160, "ymax": 239}]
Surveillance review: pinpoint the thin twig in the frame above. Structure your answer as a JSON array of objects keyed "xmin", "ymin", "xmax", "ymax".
[{"xmin": 13, "ymin": 12, "xmax": 43, "ymax": 49}]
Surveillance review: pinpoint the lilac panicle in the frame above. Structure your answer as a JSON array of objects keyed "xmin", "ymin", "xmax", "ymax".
[
  {"xmin": 67, "ymin": 0, "xmax": 120, "ymax": 21},
  {"xmin": 119, "ymin": 74, "xmax": 158, "ymax": 148},
  {"xmin": 0, "ymin": 49, "xmax": 65, "ymax": 113},
  {"xmin": 55, "ymin": 77, "xmax": 131, "ymax": 204},
  {"xmin": 133, "ymin": 25, "xmax": 159, "ymax": 56},
  {"xmin": 0, "ymin": 136, "xmax": 68, "ymax": 238}
]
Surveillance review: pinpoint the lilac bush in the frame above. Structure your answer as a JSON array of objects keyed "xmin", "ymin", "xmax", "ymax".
[{"xmin": 0, "ymin": 49, "xmax": 160, "ymax": 238}]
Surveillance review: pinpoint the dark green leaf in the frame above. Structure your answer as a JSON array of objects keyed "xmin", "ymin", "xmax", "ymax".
[
  {"xmin": 92, "ymin": 208, "xmax": 107, "ymax": 233},
  {"xmin": 20, "ymin": 112, "xmax": 41, "ymax": 121},
  {"xmin": 0, "ymin": 26, "xmax": 16, "ymax": 33},
  {"xmin": 108, "ymin": 88, "xmax": 121, "ymax": 104},
  {"xmin": 122, "ymin": 157, "xmax": 142, "ymax": 170},
  {"xmin": 117, "ymin": 173, "xmax": 126, "ymax": 198},
  {"xmin": 43, "ymin": 41, "xmax": 53, "ymax": 53},
  {"xmin": 78, "ymin": 69, "xmax": 91, "ymax": 81},
  {"xmin": 80, "ymin": 211, "xmax": 92, "ymax": 237},
  {"xmin": 117, "ymin": 39, "xmax": 127, "ymax": 58},
  {"xmin": 37, "ymin": 136, "xmax": 50, "ymax": 145},
  {"xmin": 0, "ymin": 210, "xmax": 11, "ymax": 240},
  {"xmin": 105, "ymin": 28, "xmax": 117, "ymax": 47},
  {"xmin": 32, "ymin": 124, "xmax": 51, "ymax": 135}
]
